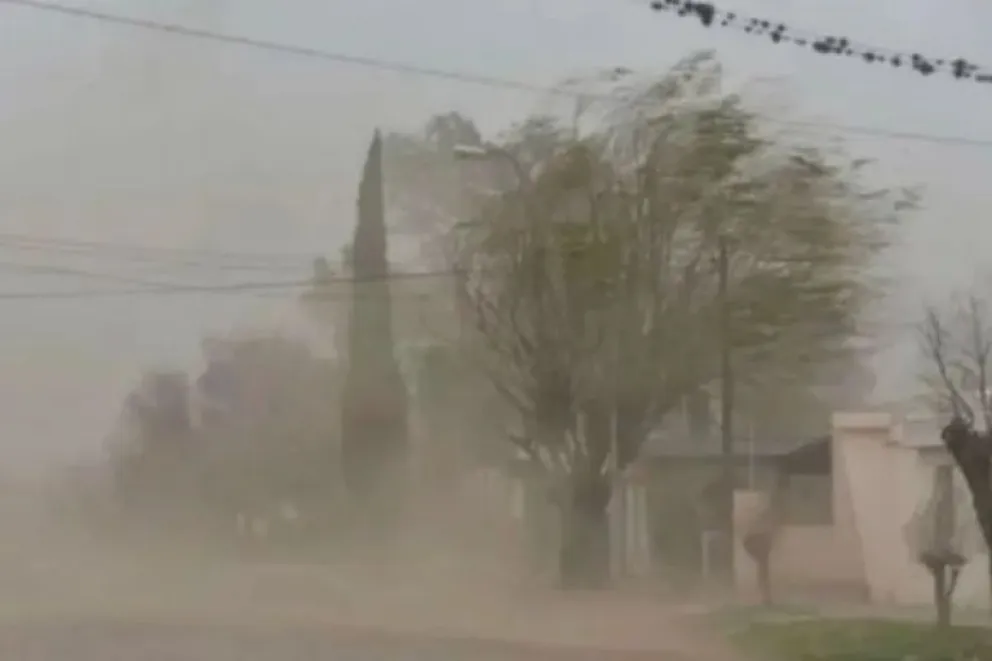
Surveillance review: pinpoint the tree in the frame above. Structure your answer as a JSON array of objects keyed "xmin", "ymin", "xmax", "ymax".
[
  {"xmin": 109, "ymin": 370, "xmax": 195, "ymax": 519},
  {"xmin": 382, "ymin": 112, "xmax": 488, "ymax": 267},
  {"xmin": 414, "ymin": 343, "xmax": 510, "ymax": 488},
  {"xmin": 739, "ymin": 346, "xmax": 878, "ymax": 438},
  {"xmin": 904, "ymin": 464, "xmax": 981, "ymax": 626},
  {"xmin": 195, "ymin": 334, "xmax": 342, "ymax": 529},
  {"xmin": 455, "ymin": 52, "xmax": 909, "ymax": 588},
  {"xmin": 107, "ymin": 334, "xmax": 341, "ymax": 536},
  {"xmin": 920, "ymin": 291, "xmax": 992, "ymax": 610},
  {"xmin": 340, "ymin": 130, "xmax": 410, "ymax": 535}
]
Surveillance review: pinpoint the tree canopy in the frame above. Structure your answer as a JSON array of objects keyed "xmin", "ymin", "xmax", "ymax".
[
  {"xmin": 455, "ymin": 52, "xmax": 908, "ymax": 479},
  {"xmin": 443, "ymin": 52, "xmax": 910, "ymax": 586},
  {"xmin": 106, "ymin": 333, "xmax": 341, "ymax": 532}
]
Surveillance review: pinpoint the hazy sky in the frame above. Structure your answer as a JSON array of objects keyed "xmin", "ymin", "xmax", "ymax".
[{"xmin": 0, "ymin": 0, "xmax": 990, "ymax": 473}]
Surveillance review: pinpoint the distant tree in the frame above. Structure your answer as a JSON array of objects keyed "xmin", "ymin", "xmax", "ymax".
[
  {"xmin": 108, "ymin": 370, "xmax": 195, "ymax": 519},
  {"xmin": 414, "ymin": 343, "xmax": 510, "ymax": 486},
  {"xmin": 107, "ymin": 334, "xmax": 341, "ymax": 535},
  {"xmin": 195, "ymin": 333, "xmax": 342, "ymax": 527},
  {"xmin": 455, "ymin": 52, "xmax": 911, "ymax": 588},
  {"xmin": 383, "ymin": 112, "xmax": 488, "ymax": 267},
  {"xmin": 340, "ymin": 131, "xmax": 410, "ymax": 535}
]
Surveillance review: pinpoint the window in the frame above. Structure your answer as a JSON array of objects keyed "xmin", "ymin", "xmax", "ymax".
[{"xmin": 780, "ymin": 474, "xmax": 833, "ymax": 526}]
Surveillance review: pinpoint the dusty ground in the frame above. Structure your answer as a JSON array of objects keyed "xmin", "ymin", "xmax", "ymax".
[
  {"xmin": 0, "ymin": 500, "xmax": 739, "ymax": 660},
  {"xmin": 0, "ymin": 609, "xmax": 733, "ymax": 661},
  {"xmin": 0, "ymin": 619, "xmax": 722, "ymax": 660},
  {"xmin": 0, "ymin": 557, "xmax": 739, "ymax": 660}
]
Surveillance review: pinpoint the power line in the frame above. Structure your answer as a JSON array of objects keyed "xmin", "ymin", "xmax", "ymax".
[
  {"xmin": 0, "ymin": 268, "xmax": 459, "ymax": 301},
  {"xmin": 4, "ymin": 0, "xmax": 992, "ymax": 149},
  {"xmin": 647, "ymin": 0, "xmax": 992, "ymax": 84},
  {"xmin": 0, "ymin": 0, "xmax": 552, "ymax": 94},
  {"xmin": 0, "ymin": 279, "xmax": 306, "ymax": 300},
  {"xmin": 0, "ymin": 247, "xmax": 306, "ymax": 274},
  {"xmin": 0, "ymin": 260, "xmax": 190, "ymax": 288},
  {"xmin": 0, "ymin": 231, "xmax": 315, "ymax": 267},
  {"xmin": 0, "ymin": 234, "xmax": 319, "ymax": 277}
]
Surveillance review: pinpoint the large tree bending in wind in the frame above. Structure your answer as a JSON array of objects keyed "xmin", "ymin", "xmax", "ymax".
[{"xmin": 455, "ymin": 52, "xmax": 910, "ymax": 588}]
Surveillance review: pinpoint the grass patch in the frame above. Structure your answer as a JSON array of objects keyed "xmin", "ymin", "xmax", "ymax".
[
  {"xmin": 706, "ymin": 602, "xmax": 818, "ymax": 631},
  {"xmin": 730, "ymin": 618, "xmax": 991, "ymax": 660}
]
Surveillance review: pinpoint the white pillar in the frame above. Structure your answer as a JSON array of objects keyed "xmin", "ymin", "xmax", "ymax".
[{"xmin": 633, "ymin": 485, "xmax": 651, "ymax": 573}]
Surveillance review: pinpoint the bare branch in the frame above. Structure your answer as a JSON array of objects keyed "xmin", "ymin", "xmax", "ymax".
[
  {"xmin": 965, "ymin": 295, "xmax": 992, "ymax": 429},
  {"xmin": 920, "ymin": 306, "xmax": 974, "ymax": 424}
]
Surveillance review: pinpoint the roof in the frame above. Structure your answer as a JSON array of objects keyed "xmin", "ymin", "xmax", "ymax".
[
  {"xmin": 896, "ymin": 416, "xmax": 944, "ymax": 449},
  {"xmin": 643, "ymin": 433, "xmax": 827, "ymax": 460}
]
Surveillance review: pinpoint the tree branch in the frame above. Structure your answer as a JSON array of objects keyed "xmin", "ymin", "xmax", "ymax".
[
  {"xmin": 965, "ymin": 295, "xmax": 992, "ymax": 429},
  {"xmin": 920, "ymin": 306, "xmax": 974, "ymax": 424}
]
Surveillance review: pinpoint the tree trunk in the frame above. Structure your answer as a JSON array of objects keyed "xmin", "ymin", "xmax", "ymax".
[
  {"xmin": 987, "ymin": 551, "xmax": 992, "ymax": 617},
  {"xmin": 743, "ymin": 531, "xmax": 773, "ymax": 606},
  {"xmin": 939, "ymin": 422, "xmax": 991, "ymax": 616},
  {"xmin": 558, "ymin": 477, "xmax": 612, "ymax": 590},
  {"xmin": 930, "ymin": 567, "xmax": 950, "ymax": 627},
  {"xmin": 756, "ymin": 556, "xmax": 772, "ymax": 606},
  {"xmin": 963, "ymin": 481, "xmax": 992, "ymax": 618},
  {"xmin": 975, "ymin": 509, "xmax": 992, "ymax": 616}
]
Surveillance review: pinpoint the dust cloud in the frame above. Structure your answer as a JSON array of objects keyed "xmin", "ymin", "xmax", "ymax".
[
  {"xmin": 0, "ymin": 0, "xmax": 523, "ymax": 476},
  {"xmin": 0, "ymin": 466, "xmax": 734, "ymax": 660},
  {"xmin": 0, "ymin": 3, "xmax": 744, "ymax": 658}
]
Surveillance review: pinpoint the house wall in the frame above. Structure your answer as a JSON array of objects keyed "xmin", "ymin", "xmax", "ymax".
[
  {"xmin": 746, "ymin": 412, "xmax": 991, "ymax": 609},
  {"xmin": 868, "ymin": 443, "xmax": 989, "ymax": 608},
  {"xmin": 733, "ymin": 491, "xmax": 863, "ymax": 599},
  {"xmin": 832, "ymin": 412, "xmax": 906, "ymax": 603},
  {"xmin": 834, "ymin": 412, "xmax": 992, "ymax": 608},
  {"xmin": 652, "ymin": 459, "xmax": 827, "ymax": 585}
]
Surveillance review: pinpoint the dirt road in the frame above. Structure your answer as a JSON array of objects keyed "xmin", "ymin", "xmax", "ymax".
[
  {"xmin": 0, "ymin": 618, "xmax": 719, "ymax": 661},
  {"xmin": 0, "ymin": 564, "xmax": 737, "ymax": 660},
  {"xmin": 0, "ymin": 522, "xmax": 736, "ymax": 660}
]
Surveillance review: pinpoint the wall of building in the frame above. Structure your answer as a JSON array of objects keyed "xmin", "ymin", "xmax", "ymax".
[
  {"xmin": 871, "ymin": 442, "xmax": 989, "ymax": 608},
  {"xmin": 837, "ymin": 413, "xmax": 992, "ymax": 608},
  {"xmin": 833, "ymin": 412, "xmax": 909, "ymax": 603},
  {"xmin": 733, "ymin": 490, "xmax": 864, "ymax": 600},
  {"xmin": 747, "ymin": 411, "xmax": 992, "ymax": 609}
]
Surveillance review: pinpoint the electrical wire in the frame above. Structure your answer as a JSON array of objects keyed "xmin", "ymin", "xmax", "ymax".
[
  {"xmin": 0, "ymin": 260, "xmax": 191, "ymax": 288},
  {"xmin": 3, "ymin": 0, "xmax": 992, "ymax": 148},
  {"xmin": 0, "ymin": 1, "xmax": 983, "ymax": 299},
  {"xmin": 0, "ymin": 268, "xmax": 460, "ymax": 301},
  {"xmin": 0, "ymin": 231, "xmax": 313, "ymax": 262},
  {"xmin": 0, "ymin": 0, "xmax": 552, "ymax": 93},
  {"xmin": 0, "ymin": 232, "xmax": 314, "ymax": 273},
  {"xmin": 647, "ymin": 0, "xmax": 992, "ymax": 84}
]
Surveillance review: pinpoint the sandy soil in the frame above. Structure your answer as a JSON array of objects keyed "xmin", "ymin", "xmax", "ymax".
[
  {"xmin": 0, "ymin": 622, "xmax": 715, "ymax": 661},
  {"xmin": 0, "ymin": 611, "xmax": 732, "ymax": 661},
  {"xmin": 0, "ymin": 503, "xmax": 739, "ymax": 660},
  {"xmin": 0, "ymin": 560, "xmax": 738, "ymax": 660}
]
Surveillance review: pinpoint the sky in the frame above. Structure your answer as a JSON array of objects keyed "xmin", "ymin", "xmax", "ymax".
[{"xmin": 0, "ymin": 0, "xmax": 990, "ymax": 474}]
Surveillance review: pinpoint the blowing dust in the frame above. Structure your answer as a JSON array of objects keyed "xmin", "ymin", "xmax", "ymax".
[{"xmin": 0, "ymin": 465, "xmax": 738, "ymax": 660}]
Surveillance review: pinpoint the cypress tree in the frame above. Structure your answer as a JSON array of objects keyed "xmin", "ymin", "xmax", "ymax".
[{"xmin": 340, "ymin": 130, "xmax": 409, "ymax": 530}]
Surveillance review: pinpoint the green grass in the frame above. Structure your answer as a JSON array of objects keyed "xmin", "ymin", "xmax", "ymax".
[{"xmin": 730, "ymin": 619, "xmax": 992, "ymax": 661}]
